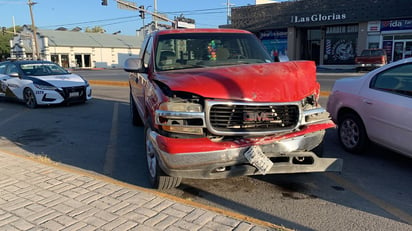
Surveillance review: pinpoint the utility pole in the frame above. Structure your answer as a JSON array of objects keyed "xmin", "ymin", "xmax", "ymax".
[
  {"xmin": 28, "ymin": 0, "xmax": 40, "ymax": 60},
  {"xmin": 153, "ymin": 0, "xmax": 157, "ymax": 29},
  {"xmin": 226, "ymin": 0, "xmax": 233, "ymax": 25}
]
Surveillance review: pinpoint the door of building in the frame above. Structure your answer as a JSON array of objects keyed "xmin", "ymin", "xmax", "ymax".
[
  {"xmin": 303, "ymin": 29, "xmax": 321, "ymax": 65},
  {"xmin": 393, "ymin": 41, "xmax": 412, "ymax": 61}
]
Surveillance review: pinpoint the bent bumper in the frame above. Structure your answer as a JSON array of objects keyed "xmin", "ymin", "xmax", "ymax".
[{"xmin": 149, "ymin": 124, "xmax": 342, "ymax": 179}]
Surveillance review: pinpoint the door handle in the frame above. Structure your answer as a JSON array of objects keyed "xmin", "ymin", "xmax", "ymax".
[{"xmin": 363, "ymin": 99, "xmax": 373, "ymax": 105}]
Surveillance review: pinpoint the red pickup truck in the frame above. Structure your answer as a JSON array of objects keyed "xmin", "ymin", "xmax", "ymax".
[
  {"xmin": 125, "ymin": 28, "xmax": 342, "ymax": 189},
  {"xmin": 355, "ymin": 48, "xmax": 388, "ymax": 72}
]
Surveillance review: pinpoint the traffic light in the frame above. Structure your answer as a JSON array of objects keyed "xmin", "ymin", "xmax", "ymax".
[
  {"xmin": 101, "ymin": 0, "xmax": 107, "ymax": 6},
  {"xmin": 139, "ymin": 5, "xmax": 145, "ymax": 19},
  {"xmin": 2, "ymin": 27, "xmax": 5, "ymax": 35}
]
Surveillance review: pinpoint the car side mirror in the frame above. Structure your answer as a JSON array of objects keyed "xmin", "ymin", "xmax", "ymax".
[
  {"xmin": 9, "ymin": 72, "xmax": 19, "ymax": 78},
  {"xmin": 124, "ymin": 58, "xmax": 144, "ymax": 73}
]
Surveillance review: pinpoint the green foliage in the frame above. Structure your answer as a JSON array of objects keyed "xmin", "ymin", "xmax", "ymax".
[
  {"xmin": 85, "ymin": 26, "xmax": 106, "ymax": 33},
  {"xmin": 0, "ymin": 26, "xmax": 22, "ymax": 60}
]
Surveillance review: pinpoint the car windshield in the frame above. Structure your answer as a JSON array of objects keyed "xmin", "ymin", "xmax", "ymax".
[
  {"xmin": 155, "ymin": 33, "xmax": 273, "ymax": 71},
  {"xmin": 360, "ymin": 49, "xmax": 384, "ymax": 56},
  {"xmin": 20, "ymin": 63, "xmax": 69, "ymax": 76}
]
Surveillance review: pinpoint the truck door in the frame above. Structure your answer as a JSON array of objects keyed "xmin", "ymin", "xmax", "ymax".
[{"xmin": 130, "ymin": 36, "xmax": 153, "ymax": 120}]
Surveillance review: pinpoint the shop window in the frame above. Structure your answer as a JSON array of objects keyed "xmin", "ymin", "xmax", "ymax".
[{"xmin": 368, "ymin": 43, "xmax": 379, "ymax": 49}]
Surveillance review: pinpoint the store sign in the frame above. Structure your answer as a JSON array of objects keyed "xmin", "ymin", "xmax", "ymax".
[
  {"xmin": 368, "ymin": 21, "xmax": 381, "ymax": 32},
  {"xmin": 326, "ymin": 25, "xmax": 358, "ymax": 34},
  {"xmin": 291, "ymin": 13, "xmax": 346, "ymax": 23},
  {"xmin": 259, "ymin": 29, "xmax": 288, "ymax": 40},
  {"xmin": 381, "ymin": 19, "xmax": 412, "ymax": 31}
]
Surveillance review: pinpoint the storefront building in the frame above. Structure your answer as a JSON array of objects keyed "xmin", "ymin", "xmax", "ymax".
[
  {"xmin": 10, "ymin": 25, "xmax": 141, "ymax": 69},
  {"xmin": 231, "ymin": 0, "xmax": 412, "ymax": 66}
]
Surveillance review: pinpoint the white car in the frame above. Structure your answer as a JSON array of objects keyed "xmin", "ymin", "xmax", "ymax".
[
  {"xmin": 327, "ymin": 57, "xmax": 412, "ymax": 158},
  {"xmin": 0, "ymin": 60, "xmax": 92, "ymax": 108}
]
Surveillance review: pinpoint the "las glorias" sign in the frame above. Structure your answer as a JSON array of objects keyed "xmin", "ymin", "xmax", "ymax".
[{"xmin": 291, "ymin": 13, "xmax": 347, "ymax": 23}]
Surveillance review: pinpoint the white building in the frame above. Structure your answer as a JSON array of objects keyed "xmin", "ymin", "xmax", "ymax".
[{"xmin": 10, "ymin": 25, "xmax": 142, "ymax": 69}]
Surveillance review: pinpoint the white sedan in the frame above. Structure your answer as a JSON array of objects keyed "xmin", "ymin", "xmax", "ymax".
[
  {"xmin": 327, "ymin": 58, "xmax": 412, "ymax": 158},
  {"xmin": 0, "ymin": 60, "xmax": 92, "ymax": 108}
]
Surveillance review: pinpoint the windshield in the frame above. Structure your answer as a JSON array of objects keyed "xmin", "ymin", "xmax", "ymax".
[
  {"xmin": 155, "ymin": 33, "xmax": 273, "ymax": 71},
  {"xmin": 20, "ymin": 63, "xmax": 69, "ymax": 76}
]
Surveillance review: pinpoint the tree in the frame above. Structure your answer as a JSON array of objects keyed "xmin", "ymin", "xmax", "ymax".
[
  {"xmin": 85, "ymin": 26, "xmax": 106, "ymax": 33},
  {"xmin": 0, "ymin": 26, "xmax": 22, "ymax": 60}
]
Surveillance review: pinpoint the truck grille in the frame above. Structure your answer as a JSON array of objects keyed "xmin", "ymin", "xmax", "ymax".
[{"xmin": 207, "ymin": 102, "xmax": 300, "ymax": 134}]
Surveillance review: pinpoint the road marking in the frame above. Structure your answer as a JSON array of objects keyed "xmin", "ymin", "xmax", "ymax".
[
  {"xmin": 326, "ymin": 172, "xmax": 412, "ymax": 225},
  {"xmin": 89, "ymin": 80, "xmax": 128, "ymax": 87},
  {"xmin": 0, "ymin": 109, "xmax": 28, "ymax": 127},
  {"xmin": 103, "ymin": 102, "xmax": 119, "ymax": 175},
  {"xmin": 320, "ymin": 91, "xmax": 330, "ymax": 97}
]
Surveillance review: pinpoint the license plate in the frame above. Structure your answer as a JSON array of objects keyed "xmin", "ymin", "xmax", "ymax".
[
  {"xmin": 69, "ymin": 91, "xmax": 80, "ymax": 97},
  {"xmin": 244, "ymin": 145, "xmax": 273, "ymax": 175}
]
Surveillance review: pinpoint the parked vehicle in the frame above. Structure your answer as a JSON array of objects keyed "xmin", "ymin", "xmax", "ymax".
[
  {"xmin": 355, "ymin": 48, "xmax": 388, "ymax": 72},
  {"xmin": 125, "ymin": 28, "xmax": 342, "ymax": 190},
  {"xmin": 0, "ymin": 60, "xmax": 92, "ymax": 108},
  {"xmin": 327, "ymin": 57, "xmax": 412, "ymax": 157}
]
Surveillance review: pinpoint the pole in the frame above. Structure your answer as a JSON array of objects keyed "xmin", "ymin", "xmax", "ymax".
[
  {"xmin": 28, "ymin": 0, "xmax": 40, "ymax": 60},
  {"xmin": 153, "ymin": 0, "xmax": 157, "ymax": 29},
  {"xmin": 227, "ymin": 0, "xmax": 230, "ymax": 24}
]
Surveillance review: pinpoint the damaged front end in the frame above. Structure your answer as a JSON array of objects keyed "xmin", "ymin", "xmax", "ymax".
[{"xmin": 151, "ymin": 90, "xmax": 342, "ymax": 179}]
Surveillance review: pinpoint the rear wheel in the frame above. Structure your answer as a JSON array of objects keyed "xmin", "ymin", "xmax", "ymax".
[
  {"xmin": 23, "ymin": 88, "xmax": 37, "ymax": 109},
  {"xmin": 145, "ymin": 126, "xmax": 182, "ymax": 190},
  {"xmin": 338, "ymin": 112, "xmax": 368, "ymax": 153}
]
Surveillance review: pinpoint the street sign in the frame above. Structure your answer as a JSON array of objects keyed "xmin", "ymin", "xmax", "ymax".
[
  {"xmin": 117, "ymin": 0, "xmax": 137, "ymax": 11},
  {"xmin": 177, "ymin": 21, "xmax": 196, "ymax": 29},
  {"xmin": 153, "ymin": 13, "xmax": 168, "ymax": 22}
]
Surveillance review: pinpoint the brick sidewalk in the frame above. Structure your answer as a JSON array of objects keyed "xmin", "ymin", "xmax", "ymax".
[{"xmin": 0, "ymin": 151, "xmax": 285, "ymax": 231}]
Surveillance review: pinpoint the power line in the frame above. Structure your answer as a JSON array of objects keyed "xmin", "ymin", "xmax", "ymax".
[
  {"xmin": 38, "ymin": 6, "xmax": 229, "ymax": 31},
  {"xmin": 40, "ymin": 15, "xmax": 138, "ymax": 29}
]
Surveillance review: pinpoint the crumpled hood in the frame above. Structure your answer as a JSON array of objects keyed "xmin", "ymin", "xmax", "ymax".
[
  {"xmin": 154, "ymin": 61, "xmax": 319, "ymax": 102},
  {"xmin": 30, "ymin": 74, "xmax": 87, "ymax": 87}
]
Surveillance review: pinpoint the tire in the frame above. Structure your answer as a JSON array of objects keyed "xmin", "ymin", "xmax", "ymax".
[
  {"xmin": 338, "ymin": 112, "xmax": 369, "ymax": 153},
  {"xmin": 145, "ymin": 126, "xmax": 182, "ymax": 190},
  {"xmin": 23, "ymin": 88, "xmax": 37, "ymax": 109},
  {"xmin": 130, "ymin": 92, "xmax": 143, "ymax": 126}
]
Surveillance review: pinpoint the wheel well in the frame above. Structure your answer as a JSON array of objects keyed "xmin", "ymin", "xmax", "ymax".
[
  {"xmin": 337, "ymin": 107, "xmax": 369, "ymax": 138},
  {"xmin": 337, "ymin": 107, "xmax": 361, "ymax": 123}
]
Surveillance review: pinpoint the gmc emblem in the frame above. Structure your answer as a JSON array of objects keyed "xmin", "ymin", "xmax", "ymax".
[{"xmin": 244, "ymin": 111, "xmax": 275, "ymax": 122}]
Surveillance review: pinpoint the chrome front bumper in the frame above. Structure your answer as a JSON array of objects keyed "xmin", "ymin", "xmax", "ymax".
[{"xmin": 149, "ymin": 130, "xmax": 343, "ymax": 179}]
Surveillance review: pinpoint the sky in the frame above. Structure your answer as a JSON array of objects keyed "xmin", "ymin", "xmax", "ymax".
[{"xmin": 0, "ymin": 0, "xmax": 257, "ymax": 36}]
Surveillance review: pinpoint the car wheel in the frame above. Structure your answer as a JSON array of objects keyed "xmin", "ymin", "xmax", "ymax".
[
  {"xmin": 338, "ymin": 112, "xmax": 368, "ymax": 153},
  {"xmin": 23, "ymin": 88, "xmax": 37, "ymax": 109},
  {"xmin": 130, "ymin": 92, "xmax": 143, "ymax": 126},
  {"xmin": 145, "ymin": 126, "xmax": 182, "ymax": 190}
]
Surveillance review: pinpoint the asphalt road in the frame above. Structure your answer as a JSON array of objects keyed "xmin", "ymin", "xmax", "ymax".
[{"xmin": 0, "ymin": 69, "xmax": 411, "ymax": 231}]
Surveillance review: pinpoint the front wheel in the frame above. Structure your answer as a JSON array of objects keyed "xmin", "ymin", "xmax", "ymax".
[
  {"xmin": 145, "ymin": 126, "xmax": 182, "ymax": 190},
  {"xmin": 338, "ymin": 112, "xmax": 369, "ymax": 153},
  {"xmin": 23, "ymin": 88, "xmax": 37, "ymax": 109}
]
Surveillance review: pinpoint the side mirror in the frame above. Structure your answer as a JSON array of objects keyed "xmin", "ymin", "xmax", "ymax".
[
  {"xmin": 124, "ymin": 58, "xmax": 144, "ymax": 73},
  {"xmin": 9, "ymin": 72, "xmax": 19, "ymax": 78}
]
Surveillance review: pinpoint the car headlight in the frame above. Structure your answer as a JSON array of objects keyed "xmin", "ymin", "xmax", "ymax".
[
  {"xmin": 34, "ymin": 84, "xmax": 57, "ymax": 90},
  {"xmin": 156, "ymin": 102, "xmax": 205, "ymax": 135}
]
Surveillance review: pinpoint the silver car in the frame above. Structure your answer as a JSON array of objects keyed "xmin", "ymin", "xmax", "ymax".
[{"xmin": 327, "ymin": 57, "xmax": 412, "ymax": 157}]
